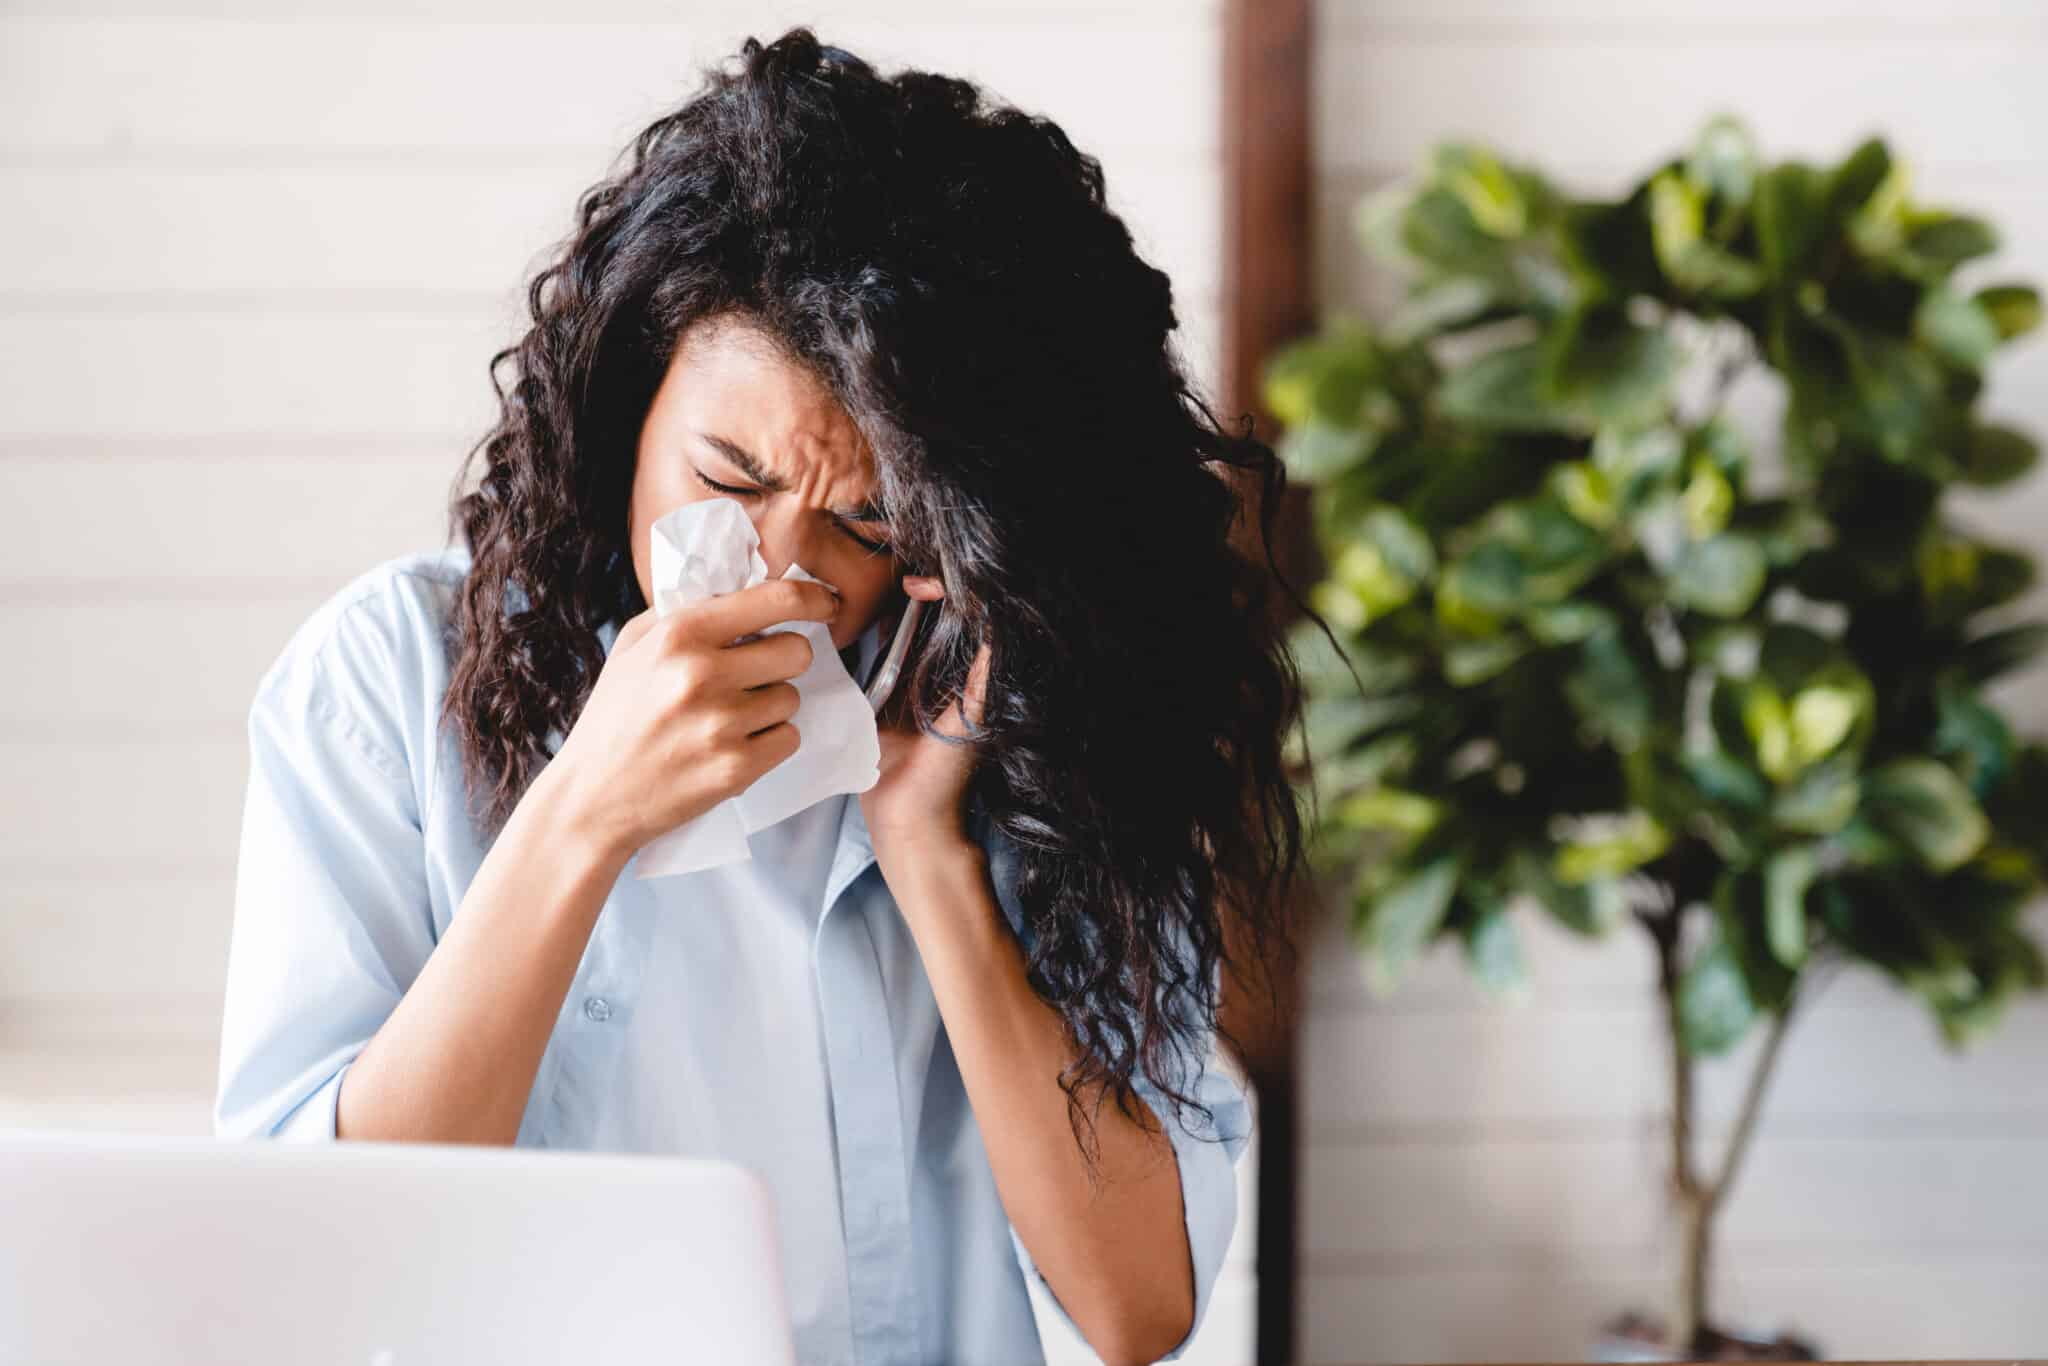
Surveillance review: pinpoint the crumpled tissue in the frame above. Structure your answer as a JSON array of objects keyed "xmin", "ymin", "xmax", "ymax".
[{"xmin": 635, "ymin": 496, "xmax": 882, "ymax": 878}]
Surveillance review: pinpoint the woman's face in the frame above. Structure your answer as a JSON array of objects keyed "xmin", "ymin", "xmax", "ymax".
[{"xmin": 628, "ymin": 313, "xmax": 901, "ymax": 656}]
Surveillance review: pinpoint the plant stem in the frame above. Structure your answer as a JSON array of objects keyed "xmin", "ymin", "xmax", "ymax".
[
  {"xmin": 1644, "ymin": 872, "xmax": 1804, "ymax": 1355},
  {"xmin": 1645, "ymin": 897, "xmax": 1709, "ymax": 1350},
  {"xmin": 1710, "ymin": 982, "xmax": 1799, "ymax": 1199}
]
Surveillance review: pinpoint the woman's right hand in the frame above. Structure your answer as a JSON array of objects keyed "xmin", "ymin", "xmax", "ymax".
[{"xmin": 545, "ymin": 577, "xmax": 844, "ymax": 862}]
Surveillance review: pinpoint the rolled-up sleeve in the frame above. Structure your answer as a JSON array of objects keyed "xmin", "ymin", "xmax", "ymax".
[
  {"xmin": 973, "ymin": 798, "xmax": 1254, "ymax": 1360},
  {"xmin": 1007, "ymin": 1040, "xmax": 1252, "ymax": 1362},
  {"xmin": 213, "ymin": 617, "xmax": 434, "ymax": 1141}
]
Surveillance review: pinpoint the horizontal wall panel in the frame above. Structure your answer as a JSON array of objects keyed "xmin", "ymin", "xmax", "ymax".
[
  {"xmin": 0, "ymin": 740, "xmax": 248, "ymax": 868},
  {"xmin": 1300, "ymin": 1131, "xmax": 2048, "ymax": 1259},
  {"xmin": 1324, "ymin": 0, "xmax": 2048, "ymax": 29},
  {"xmin": 0, "ymin": 597, "xmax": 331, "ymax": 732},
  {"xmin": 0, "ymin": 19, "xmax": 1218, "ymax": 163},
  {"xmin": 1316, "ymin": 35, "xmax": 2048, "ymax": 175},
  {"xmin": 1301, "ymin": 991, "xmax": 2048, "ymax": 1134},
  {"xmin": 1300, "ymin": 1257, "xmax": 2048, "ymax": 1364},
  {"xmin": 2, "ymin": 877, "xmax": 234, "ymax": 1004},
  {"xmin": 1302, "ymin": 898, "xmax": 2048, "ymax": 1017},
  {"xmin": 0, "ymin": 452, "xmax": 461, "ymax": 584},
  {"xmin": 0, "ymin": 297, "xmax": 1225, "ymax": 439},
  {"xmin": 0, "ymin": 161, "xmax": 1219, "ymax": 308},
  {"xmin": 0, "ymin": 310, "xmax": 509, "ymax": 438},
  {"xmin": 1, "ymin": 0, "xmax": 1219, "ymax": 28}
]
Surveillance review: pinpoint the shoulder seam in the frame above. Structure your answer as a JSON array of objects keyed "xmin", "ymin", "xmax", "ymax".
[{"xmin": 254, "ymin": 553, "xmax": 466, "ymax": 791}]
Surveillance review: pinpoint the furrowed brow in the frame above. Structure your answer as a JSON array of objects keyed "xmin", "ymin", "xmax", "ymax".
[
  {"xmin": 697, "ymin": 430, "xmax": 884, "ymax": 524},
  {"xmin": 697, "ymin": 432, "xmax": 788, "ymax": 492}
]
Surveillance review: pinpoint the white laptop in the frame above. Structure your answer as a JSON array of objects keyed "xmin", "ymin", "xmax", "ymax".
[{"xmin": 0, "ymin": 1128, "xmax": 798, "ymax": 1366}]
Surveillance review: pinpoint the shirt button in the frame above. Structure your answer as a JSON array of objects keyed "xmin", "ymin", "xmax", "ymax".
[{"xmin": 583, "ymin": 996, "xmax": 613, "ymax": 1023}]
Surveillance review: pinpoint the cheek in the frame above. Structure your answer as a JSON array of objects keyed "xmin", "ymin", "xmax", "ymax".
[{"xmin": 826, "ymin": 556, "xmax": 903, "ymax": 652}]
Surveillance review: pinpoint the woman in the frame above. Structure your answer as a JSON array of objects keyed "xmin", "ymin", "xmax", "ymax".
[{"xmin": 215, "ymin": 28, "xmax": 1318, "ymax": 1366}]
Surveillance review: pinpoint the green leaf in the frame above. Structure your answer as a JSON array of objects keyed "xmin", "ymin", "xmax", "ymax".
[
  {"xmin": 1757, "ymin": 623, "xmax": 1836, "ymax": 692},
  {"xmin": 1956, "ymin": 623, "xmax": 2048, "ymax": 685},
  {"xmin": 1541, "ymin": 302, "xmax": 1678, "ymax": 426},
  {"xmin": 1299, "ymin": 692, "xmax": 1424, "ymax": 765},
  {"xmin": 1402, "ymin": 185, "xmax": 1507, "ymax": 276},
  {"xmin": 1433, "ymin": 143, "xmax": 1530, "ymax": 238},
  {"xmin": 1685, "ymin": 115, "xmax": 1759, "ymax": 224},
  {"xmin": 1356, "ymin": 852, "xmax": 1461, "ymax": 991},
  {"xmin": 1279, "ymin": 419, "xmax": 1375, "ymax": 483},
  {"xmin": 1358, "ymin": 504, "xmax": 1438, "ymax": 583},
  {"xmin": 1933, "ymin": 686, "xmax": 2015, "ymax": 798},
  {"xmin": 1916, "ymin": 287, "xmax": 2003, "ymax": 371},
  {"xmin": 1334, "ymin": 788, "xmax": 1443, "ymax": 835},
  {"xmin": 1755, "ymin": 161, "xmax": 1825, "ymax": 279},
  {"xmin": 1680, "ymin": 936, "xmax": 1756, "ymax": 1056},
  {"xmin": 1670, "ymin": 533, "xmax": 1768, "ymax": 617},
  {"xmin": 1387, "ymin": 276, "xmax": 1503, "ymax": 344},
  {"xmin": 1443, "ymin": 633, "xmax": 1527, "ymax": 686},
  {"xmin": 1561, "ymin": 189, "xmax": 1663, "ymax": 300},
  {"xmin": 1527, "ymin": 600, "xmax": 1618, "ymax": 646},
  {"xmin": 1437, "ymin": 342, "xmax": 1581, "ymax": 432},
  {"xmin": 1509, "ymin": 848, "xmax": 1626, "ymax": 936},
  {"xmin": 1555, "ymin": 810, "xmax": 1672, "ymax": 884},
  {"xmin": 1685, "ymin": 749, "xmax": 1771, "ymax": 813},
  {"xmin": 1825, "ymin": 137, "xmax": 1894, "ymax": 224},
  {"xmin": 1788, "ymin": 683, "xmax": 1862, "ymax": 766},
  {"xmin": 1962, "ymin": 425, "xmax": 2040, "ymax": 488},
  {"xmin": 1463, "ymin": 905, "xmax": 1528, "ymax": 999},
  {"xmin": 1974, "ymin": 284, "xmax": 2042, "ymax": 341},
  {"xmin": 1773, "ymin": 758, "xmax": 1862, "ymax": 835},
  {"xmin": 1565, "ymin": 627, "xmax": 1654, "ymax": 749},
  {"xmin": 1842, "ymin": 331, "xmax": 1947, "ymax": 465},
  {"xmin": 1861, "ymin": 759, "xmax": 1991, "ymax": 873},
  {"xmin": 1681, "ymin": 457, "xmax": 1736, "ymax": 540},
  {"xmin": 1903, "ymin": 213, "xmax": 1999, "ymax": 276},
  {"xmin": 1551, "ymin": 459, "xmax": 1618, "ymax": 532},
  {"xmin": 1764, "ymin": 844, "xmax": 1819, "ymax": 967}
]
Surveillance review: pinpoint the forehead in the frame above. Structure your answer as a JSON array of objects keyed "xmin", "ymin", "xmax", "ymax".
[{"xmin": 660, "ymin": 315, "xmax": 874, "ymax": 484}]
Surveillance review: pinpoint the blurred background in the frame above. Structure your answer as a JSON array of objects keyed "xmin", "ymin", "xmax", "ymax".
[{"xmin": 1, "ymin": 2, "xmax": 2042, "ymax": 1364}]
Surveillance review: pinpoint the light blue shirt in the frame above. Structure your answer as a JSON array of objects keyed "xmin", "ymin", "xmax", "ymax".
[{"xmin": 213, "ymin": 545, "xmax": 1252, "ymax": 1366}]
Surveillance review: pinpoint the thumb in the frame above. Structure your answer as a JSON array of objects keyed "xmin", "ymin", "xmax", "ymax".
[{"xmin": 613, "ymin": 605, "xmax": 662, "ymax": 653}]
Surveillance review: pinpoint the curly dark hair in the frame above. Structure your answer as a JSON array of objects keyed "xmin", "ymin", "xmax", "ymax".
[{"xmin": 442, "ymin": 25, "xmax": 1331, "ymax": 1164}]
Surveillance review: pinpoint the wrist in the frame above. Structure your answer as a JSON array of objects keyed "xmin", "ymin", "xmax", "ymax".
[
  {"xmin": 881, "ymin": 836, "xmax": 994, "ymax": 935},
  {"xmin": 524, "ymin": 756, "xmax": 635, "ymax": 880}
]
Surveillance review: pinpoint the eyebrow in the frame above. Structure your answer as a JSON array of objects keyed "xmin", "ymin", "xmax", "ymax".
[{"xmin": 695, "ymin": 430, "xmax": 885, "ymax": 523}]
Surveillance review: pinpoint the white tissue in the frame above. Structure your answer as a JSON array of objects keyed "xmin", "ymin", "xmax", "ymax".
[{"xmin": 635, "ymin": 496, "xmax": 883, "ymax": 878}]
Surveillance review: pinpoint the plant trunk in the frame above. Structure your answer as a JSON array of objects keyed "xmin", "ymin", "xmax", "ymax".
[
  {"xmin": 1642, "ymin": 864, "xmax": 1804, "ymax": 1356},
  {"xmin": 1676, "ymin": 1185, "xmax": 1713, "ymax": 1355},
  {"xmin": 1650, "ymin": 901, "xmax": 1711, "ymax": 1351}
]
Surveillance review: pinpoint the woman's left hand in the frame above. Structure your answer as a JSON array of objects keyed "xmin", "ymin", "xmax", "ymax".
[{"xmin": 860, "ymin": 574, "xmax": 990, "ymax": 864}]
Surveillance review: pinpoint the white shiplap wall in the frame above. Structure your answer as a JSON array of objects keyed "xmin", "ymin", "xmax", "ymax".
[
  {"xmin": 1303, "ymin": 2, "xmax": 2048, "ymax": 1362},
  {"xmin": 0, "ymin": 5, "xmax": 1255, "ymax": 1362}
]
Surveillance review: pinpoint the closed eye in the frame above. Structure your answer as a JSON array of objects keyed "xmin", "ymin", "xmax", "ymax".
[{"xmin": 692, "ymin": 469, "xmax": 893, "ymax": 557}]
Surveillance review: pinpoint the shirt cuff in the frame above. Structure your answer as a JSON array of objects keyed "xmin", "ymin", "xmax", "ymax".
[
  {"xmin": 268, "ymin": 1057, "xmax": 355, "ymax": 1141},
  {"xmin": 1009, "ymin": 1056, "xmax": 1253, "ymax": 1361}
]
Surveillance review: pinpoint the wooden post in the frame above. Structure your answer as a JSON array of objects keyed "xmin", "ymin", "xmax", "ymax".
[{"xmin": 1219, "ymin": 0, "xmax": 1316, "ymax": 1360}]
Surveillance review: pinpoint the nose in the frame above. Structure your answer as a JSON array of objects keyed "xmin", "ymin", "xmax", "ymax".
[{"xmin": 748, "ymin": 505, "xmax": 824, "ymax": 581}]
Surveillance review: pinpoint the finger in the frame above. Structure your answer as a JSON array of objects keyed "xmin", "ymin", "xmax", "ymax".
[
  {"xmin": 721, "ymin": 629, "xmax": 817, "ymax": 689},
  {"xmin": 963, "ymin": 639, "xmax": 992, "ymax": 726},
  {"xmin": 902, "ymin": 575, "xmax": 947, "ymax": 602},
  {"xmin": 678, "ymin": 578, "xmax": 841, "ymax": 645}
]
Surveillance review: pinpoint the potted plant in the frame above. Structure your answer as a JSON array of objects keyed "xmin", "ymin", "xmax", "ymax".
[{"xmin": 1268, "ymin": 117, "xmax": 2048, "ymax": 1358}]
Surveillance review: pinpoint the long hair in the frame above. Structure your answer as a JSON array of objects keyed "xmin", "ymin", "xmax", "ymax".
[{"xmin": 443, "ymin": 26, "xmax": 1331, "ymax": 1164}]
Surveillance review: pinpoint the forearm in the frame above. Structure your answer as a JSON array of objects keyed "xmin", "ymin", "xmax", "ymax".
[
  {"xmin": 336, "ymin": 762, "xmax": 629, "ymax": 1145},
  {"xmin": 889, "ymin": 843, "xmax": 1195, "ymax": 1365}
]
